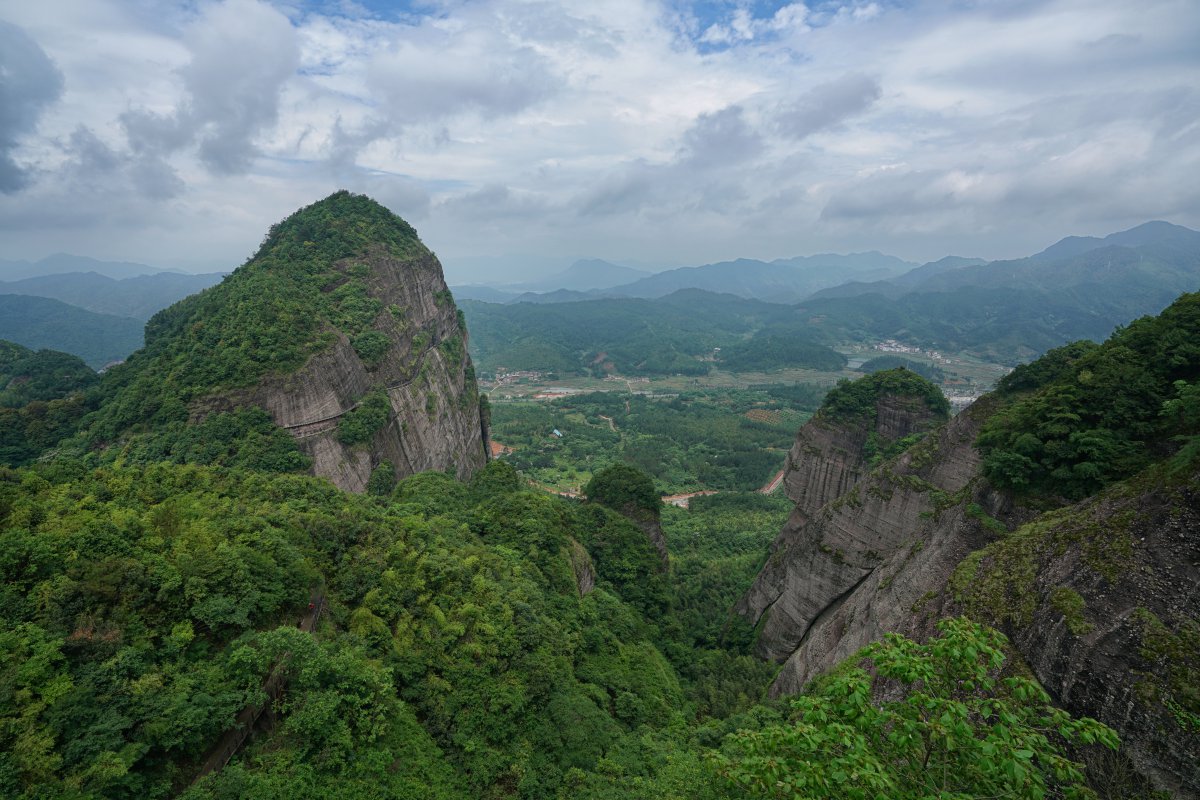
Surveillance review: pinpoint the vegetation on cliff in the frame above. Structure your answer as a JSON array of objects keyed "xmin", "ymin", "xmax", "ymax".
[
  {"xmin": 0, "ymin": 341, "xmax": 96, "ymax": 408},
  {"xmin": 978, "ymin": 291, "xmax": 1200, "ymax": 499},
  {"xmin": 819, "ymin": 367, "xmax": 950, "ymax": 424}
]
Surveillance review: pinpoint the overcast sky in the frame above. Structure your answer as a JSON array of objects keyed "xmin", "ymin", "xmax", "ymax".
[{"xmin": 1, "ymin": 0, "xmax": 1197, "ymax": 283}]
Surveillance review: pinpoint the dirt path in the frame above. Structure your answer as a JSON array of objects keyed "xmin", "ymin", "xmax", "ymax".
[
  {"xmin": 185, "ymin": 590, "xmax": 325, "ymax": 791},
  {"xmin": 758, "ymin": 467, "xmax": 787, "ymax": 494},
  {"xmin": 597, "ymin": 414, "xmax": 616, "ymax": 432},
  {"xmin": 661, "ymin": 490, "xmax": 717, "ymax": 509}
]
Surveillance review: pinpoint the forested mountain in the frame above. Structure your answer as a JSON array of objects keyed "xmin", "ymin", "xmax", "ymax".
[
  {"xmin": 0, "ymin": 295, "xmax": 145, "ymax": 368},
  {"xmin": 1, "ymin": 195, "xmax": 1195, "ymax": 799},
  {"xmin": 739, "ymin": 297, "xmax": 1200, "ymax": 795},
  {"xmin": 0, "ymin": 340, "xmax": 96, "ymax": 408},
  {"xmin": 461, "ymin": 290, "xmax": 844, "ymax": 376},
  {"xmin": 70, "ymin": 192, "xmax": 487, "ymax": 492},
  {"xmin": 0, "ymin": 270, "xmax": 226, "ymax": 320}
]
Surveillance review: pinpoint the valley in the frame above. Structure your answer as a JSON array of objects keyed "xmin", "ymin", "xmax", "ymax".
[{"xmin": 0, "ymin": 194, "xmax": 1196, "ymax": 800}]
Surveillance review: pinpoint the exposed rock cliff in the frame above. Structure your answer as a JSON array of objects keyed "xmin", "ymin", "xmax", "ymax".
[
  {"xmin": 953, "ymin": 465, "xmax": 1200, "ymax": 797},
  {"xmin": 90, "ymin": 191, "xmax": 488, "ymax": 491},
  {"xmin": 736, "ymin": 397, "xmax": 991, "ymax": 673},
  {"xmin": 736, "ymin": 370, "xmax": 950, "ymax": 653},
  {"xmin": 199, "ymin": 246, "xmax": 487, "ymax": 491},
  {"xmin": 738, "ymin": 359, "xmax": 1200, "ymax": 796}
]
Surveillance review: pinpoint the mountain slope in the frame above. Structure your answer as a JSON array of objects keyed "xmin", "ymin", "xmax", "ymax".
[
  {"xmin": 737, "ymin": 292, "xmax": 1200, "ymax": 796},
  {"xmin": 608, "ymin": 252, "xmax": 915, "ymax": 302},
  {"xmin": 86, "ymin": 191, "xmax": 487, "ymax": 491},
  {"xmin": 0, "ymin": 294, "xmax": 144, "ymax": 368},
  {"xmin": 0, "ymin": 270, "xmax": 226, "ymax": 320}
]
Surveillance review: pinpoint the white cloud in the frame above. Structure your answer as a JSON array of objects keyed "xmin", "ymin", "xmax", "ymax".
[{"xmin": 0, "ymin": 0, "xmax": 1195, "ymax": 279}]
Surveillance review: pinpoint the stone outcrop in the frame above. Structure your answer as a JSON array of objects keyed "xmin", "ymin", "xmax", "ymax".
[
  {"xmin": 736, "ymin": 391, "xmax": 949, "ymax": 651},
  {"xmin": 738, "ymin": 391, "xmax": 1200, "ymax": 797},
  {"xmin": 737, "ymin": 399, "xmax": 994, "ymax": 675},
  {"xmin": 194, "ymin": 246, "xmax": 487, "ymax": 492},
  {"xmin": 955, "ymin": 470, "xmax": 1200, "ymax": 797}
]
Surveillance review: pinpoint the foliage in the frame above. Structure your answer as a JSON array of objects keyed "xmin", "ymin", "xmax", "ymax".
[
  {"xmin": 336, "ymin": 390, "xmax": 392, "ymax": 445},
  {"xmin": 120, "ymin": 407, "xmax": 310, "ymax": 472},
  {"xmin": 490, "ymin": 388, "xmax": 813, "ymax": 494},
  {"xmin": 0, "ymin": 341, "xmax": 97, "ymax": 408},
  {"xmin": 713, "ymin": 617, "xmax": 1118, "ymax": 800},
  {"xmin": 585, "ymin": 463, "xmax": 661, "ymax": 517},
  {"xmin": 717, "ymin": 333, "xmax": 846, "ymax": 373},
  {"xmin": 858, "ymin": 354, "xmax": 944, "ymax": 382},
  {"xmin": 978, "ymin": 292, "xmax": 1200, "ymax": 498},
  {"xmin": 820, "ymin": 368, "xmax": 950, "ymax": 424}
]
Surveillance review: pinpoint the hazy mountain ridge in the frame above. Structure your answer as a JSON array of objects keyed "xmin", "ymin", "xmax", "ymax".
[
  {"xmin": 0, "ymin": 294, "xmax": 144, "ymax": 368},
  {"xmin": 0, "ymin": 270, "xmax": 227, "ymax": 320}
]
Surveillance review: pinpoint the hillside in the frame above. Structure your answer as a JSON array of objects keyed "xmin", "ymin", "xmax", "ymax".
[
  {"xmin": 0, "ymin": 270, "xmax": 226, "ymax": 320},
  {"xmin": 604, "ymin": 251, "xmax": 914, "ymax": 303},
  {"xmin": 461, "ymin": 290, "xmax": 844, "ymax": 376},
  {"xmin": 738, "ymin": 293, "xmax": 1200, "ymax": 795},
  {"xmin": 81, "ymin": 191, "xmax": 487, "ymax": 491},
  {"xmin": 0, "ymin": 340, "xmax": 96, "ymax": 408},
  {"xmin": 0, "ymin": 294, "xmax": 145, "ymax": 368}
]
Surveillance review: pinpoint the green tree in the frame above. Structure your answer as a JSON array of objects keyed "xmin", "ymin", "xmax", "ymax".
[{"xmin": 713, "ymin": 618, "xmax": 1117, "ymax": 800}]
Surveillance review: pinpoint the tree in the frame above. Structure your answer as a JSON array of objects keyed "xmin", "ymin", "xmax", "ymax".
[{"xmin": 713, "ymin": 618, "xmax": 1117, "ymax": 800}]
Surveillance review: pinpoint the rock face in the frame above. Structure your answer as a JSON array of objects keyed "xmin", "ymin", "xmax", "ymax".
[
  {"xmin": 955, "ymin": 469, "xmax": 1200, "ymax": 797},
  {"xmin": 738, "ymin": 391, "xmax": 1200, "ymax": 797},
  {"xmin": 736, "ymin": 398, "xmax": 992, "ymax": 676},
  {"xmin": 198, "ymin": 246, "xmax": 487, "ymax": 492},
  {"xmin": 736, "ymin": 390, "xmax": 948, "ymax": 658}
]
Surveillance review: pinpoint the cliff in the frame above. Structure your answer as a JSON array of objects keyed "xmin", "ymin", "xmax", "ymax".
[
  {"xmin": 736, "ymin": 368, "xmax": 950, "ymax": 655},
  {"xmin": 89, "ymin": 192, "xmax": 488, "ymax": 490},
  {"xmin": 737, "ymin": 317, "xmax": 1200, "ymax": 795},
  {"xmin": 953, "ymin": 462, "xmax": 1200, "ymax": 796}
]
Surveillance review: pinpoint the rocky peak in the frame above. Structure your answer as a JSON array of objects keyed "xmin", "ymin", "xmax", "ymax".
[{"xmin": 90, "ymin": 191, "xmax": 488, "ymax": 491}]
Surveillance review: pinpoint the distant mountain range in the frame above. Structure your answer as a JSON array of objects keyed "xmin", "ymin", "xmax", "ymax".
[
  {"xmin": 0, "ymin": 295, "xmax": 144, "ymax": 368},
  {"xmin": 4, "ymin": 221, "xmax": 1198, "ymax": 372},
  {"xmin": 454, "ymin": 251, "xmax": 917, "ymax": 304},
  {"xmin": 461, "ymin": 220, "xmax": 1200, "ymax": 373},
  {"xmin": 0, "ymin": 254, "xmax": 189, "ymax": 281},
  {"xmin": 0, "ymin": 270, "xmax": 227, "ymax": 320}
]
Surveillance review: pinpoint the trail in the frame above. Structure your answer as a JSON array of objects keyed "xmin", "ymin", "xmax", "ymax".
[
  {"xmin": 597, "ymin": 414, "xmax": 616, "ymax": 432},
  {"xmin": 185, "ymin": 590, "xmax": 325, "ymax": 791},
  {"xmin": 758, "ymin": 467, "xmax": 787, "ymax": 495}
]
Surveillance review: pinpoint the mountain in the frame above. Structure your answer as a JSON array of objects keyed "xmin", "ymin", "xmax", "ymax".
[
  {"xmin": 0, "ymin": 253, "xmax": 185, "ymax": 281},
  {"xmin": 83, "ymin": 191, "xmax": 487, "ymax": 492},
  {"xmin": 737, "ymin": 295, "xmax": 1200, "ymax": 795},
  {"xmin": 512, "ymin": 258, "xmax": 652, "ymax": 292},
  {"xmin": 1030, "ymin": 220, "xmax": 1200, "ymax": 261},
  {"xmin": 460, "ymin": 289, "xmax": 845, "ymax": 376},
  {"xmin": 0, "ymin": 270, "xmax": 227, "ymax": 320},
  {"xmin": 607, "ymin": 251, "xmax": 915, "ymax": 303},
  {"xmin": 0, "ymin": 339, "xmax": 97, "ymax": 408},
  {"xmin": 0, "ymin": 294, "xmax": 145, "ymax": 368}
]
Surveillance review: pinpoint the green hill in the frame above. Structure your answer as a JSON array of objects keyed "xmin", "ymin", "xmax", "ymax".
[{"xmin": 0, "ymin": 294, "xmax": 144, "ymax": 368}]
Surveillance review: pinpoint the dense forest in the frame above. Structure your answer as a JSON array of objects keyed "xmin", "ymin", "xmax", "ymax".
[
  {"xmin": 489, "ymin": 389, "xmax": 816, "ymax": 494},
  {"xmin": 9, "ymin": 196, "xmax": 1197, "ymax": 799}
]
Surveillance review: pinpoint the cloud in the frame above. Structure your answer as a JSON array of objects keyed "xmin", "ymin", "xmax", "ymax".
[
  {"xmin": 0, "ymin": 22, "xmax": 64, "ymax": 192},
  {"xmin": 775, "ymin": 73, "xmax": 881, "ymax": 139},
  {"xmin": 121, "ymin": 0, "xmax": 299, "ymax": 175},
  {"xmin": 679, "ymin": 105, "xmax": 763, "ymax": 165}
]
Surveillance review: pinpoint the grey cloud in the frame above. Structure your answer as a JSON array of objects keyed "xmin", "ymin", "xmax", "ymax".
[
  {"xmin": 438, "ymin": 184, "xmax": 549, "ymax": 222},
  {"xmin": 367, "ymin": 30, "xmax": 558, "ymax": 125},
  {"xmin": 679, "ymin": 105, "xmax": 763, "ymax": 165},
  {"xmin": 0, "ymin": 21, "xmax": 64, "ymax": 192},
  {"xmin": 775, "ymin": 73, "xmax": 881, "ymax": 139},
  {"xmin": 182, "ymin": 0, "xmax": 300, "ymax": 174},
  {"xmin": 119, "ymin": 0, "xmax": 299, "ymax": 176}
]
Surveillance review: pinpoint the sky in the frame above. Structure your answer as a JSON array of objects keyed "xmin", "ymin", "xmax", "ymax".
[{"xmin": 0, "ymin": 0, "xmax": 1198, "ymax": 283}]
